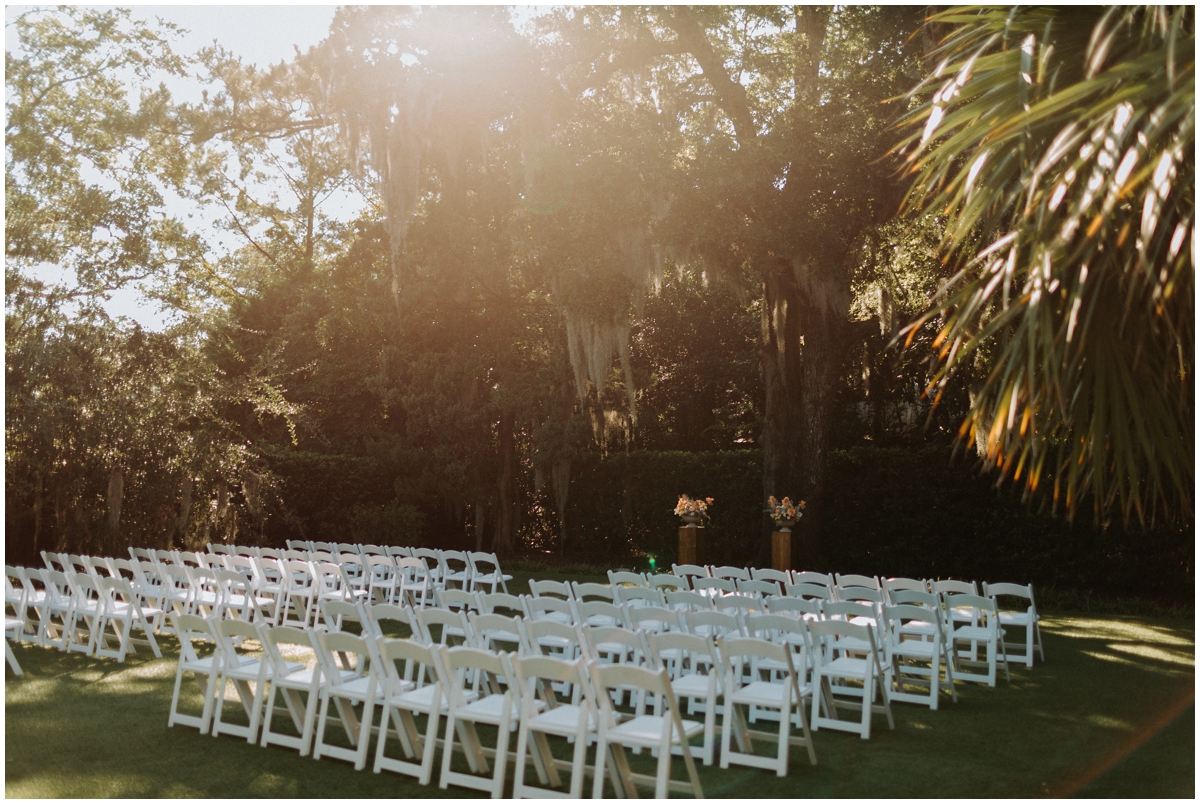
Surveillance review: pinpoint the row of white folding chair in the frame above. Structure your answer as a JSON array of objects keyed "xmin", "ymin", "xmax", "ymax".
[
  {"xmin": 203, "ymin": 544, "xmax": 512, "ymax": 597},
  {"xmin": 348, "ymin": 603, "xmax": 808, "ymax": 791},
  {"xmin": 166, "ymin": 605, "xmax": 702, "ymax": 797},
  {"xmin": 7, "ymin": 564, "xmax": 163, "ymax": 662},
  {"xmin": 665, "ymin": 565, "xmax": 1039, "ymax": 667}
]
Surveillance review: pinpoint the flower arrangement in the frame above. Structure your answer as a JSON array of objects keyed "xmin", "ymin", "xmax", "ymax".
[
  {"xmin": 674, "ymin": 494, "xmax": 713, "ymax": 521},
  {"xmin": 765, "ymin": 495, "xmax": 805, "ymax": 527}
]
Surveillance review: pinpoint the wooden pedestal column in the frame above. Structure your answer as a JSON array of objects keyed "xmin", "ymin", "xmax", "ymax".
[
  {"xmin": 771, "ymin": 530, "xmax": 792, "ymax": 572},
  {"xmin": 678, "ymin": 525, "xmax": 705, "ymax": 566}
]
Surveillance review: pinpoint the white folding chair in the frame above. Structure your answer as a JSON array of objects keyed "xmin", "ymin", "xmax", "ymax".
[
  {"xmin": 608, "ymin": 570, "xmax": 648, "ymax": 588},
  {"xmin": 279, "ymin": 560, "xmax": 317, "ymax": 628},
  {"xmin": 580, "ymin": 625, "xmax": 650, "ymax": 714},
  {"xmin": 17, "ymin": 568, "xmax": 50, "ymax": 646},
  {"xmin": 5, "ymin": 567, "xmax": 31, "ymax": 642},
  {"xmin": 468, "ymin": 612, "xmax": 524, "ymax": 655},
  {"xmin": 574, "ymin": 600, "xmax": 625, "ymax": 630},
  {"xmin": 468, "ymin": 552, "xmax": 512, "ymax": 595},
  {"xmin": 589, "ymin": 660, "xmax": 705, "ymax": 799},
  {"xmin": 396, "ymin": 556, "xmax": 431, "ymax": 609},
  {"xmin": 647, "ymin": 574, "xmax": 688, "ymax": 594},
  {"xmin": 373, "ymin": 636, "xmax": 448, "ymax": 785},
  {"xmin": 211, "ymin": 617, "xmax": 291, "ymax": 743},
  {"xmin": 786, "ymin": 581, "xmax": 833, "ymax": 601},
  {"xmin": 946, "ymin": 593, "xmax": 1011, "ymax": 687},
  {"xmin": 882, "ymin": 604, "xmax": 957, "ymax": 710},
  {"xmin": 511, "ymin": 655, "xmax": 602, "ymax": 799},
  {"xmin": 478, "ymin": 592, "xmax": 526, "ymax": 619},
  {"xmin": 35, "ymin": 569, "xmax": 74, "ymax": 650},
  {"xmin": 882, "ymin": 576, "xmax": 930, "ymax": 604},
  {"xmin": 665, "ymin": 590, "xmax": 715, "ymax": 614},
  {"xmin": 312, "ymin": 630, "xmax": 379, "ymax": 770},
  {"xmin": 95, "ymin": 576, "xmax": 162, "ymax": 662},
  {"xmin": 692, "ymin": 576, "xmax": 737, "ymax": 597},
  {"xmin": 4, "ymin": 617, "xmax": 23, "ymax": 676},
  {"xmin": 671, "ymin": 564, "xmax": 710, "ymax": 587},
  {"xmin": 613, "ymin": 585, "xmax": 664, "ymax": 610},
  {"xmin": 214, "ymin": 569, "xmax": 270, "ymax": 624},
  {"xmin": 750, "ymin": 567, "xmax": 791, "ymax": 585},
  {"xmin": 718, "ymin": 635, "xmax": 817, "ymax": 775},
  {"xmin": 529, "ymin": 578, "xmax": 572, "ymax": 602},
  {"xmin": 792, "ymin": 570, "xmax": 834, "ymax": 588},
  {"xmin": 259, "ymin": 625, "xmax": 323, "ymax": 756},
  {"xmin": 626, "ymin": 605, "xmax": 683, "ymax": 636},
  {"xmin": 439, "ymin": 550, "xmax": 472, "ymax": 592},
  {"xmin": 185, "ymin": 566, "xmax": 221, "ymax": 617},
  {"xmin": 168, "ymin": 613, "xmax": 221, "ymax": 734},
  {"xmin": 523, "ymin": 594, "xmax": 574, "ymax": 628},
  {"xmin": 366, "ymin": 555, "xmax": 402, "ymax": 605},
  {"xmin": 765, "ymin": 596, "xmax": 823, "ymax": 622},
  {"xmin": 646, "ymin": 631, "xmax": 721, "ymax": 766},
  {"xmin": 518, "ymin": 619, "xmax": 584, "ymax": 662},
  {"xmin": 416, "ymin": 606, "xmax": 471, "ymax": 648},
  {"xmin": 807, "ymin": 619, "xmax": 894, "ymax": 739},
  {"xmin": 984, "ymin": 581, "xmax": 1044, "ymax": 667},
  {"xmin": 64, "ymin": 572, "xmax": 104, "ymax": 655},
  {"xmin": 437, "ymin": 645, "xmax": 525, "ymax": 797},
  {"xmin": 711, "ymin": 565, "xmax": 750, "ymax": 581},
  {"xmin": 738, "ymin": 578, "xmax": 782, "ymax": 598}
]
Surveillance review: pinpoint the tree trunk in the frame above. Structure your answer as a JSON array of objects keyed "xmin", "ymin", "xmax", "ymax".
[
  {"xmin": 793, "ymin": 260, "xmax": 851, "ymax": 570},
  {"xmin": 551, "ymin": 459, "xmax": 571, "ymax": 554},
  {"xmin": 475, "ymin": 500, "xmax": 487, "ymax": 553},
  {"xmin": 106, "ymin": 468, "xmax": 124, "ymax": 551},
  {"xmin": 494, "ymin": 411, "xmax": 517, "ymax": 555},
  {"xmin": 758, "ymin": 268, "xmax": 804, "ymax": 565},
  {"xmin": 177, "ymin": 475, "xmax": 193, "ymax": 543},
  {"xmin": 32, "ymin": 471, "xmax": 43, "ymax": 560}
]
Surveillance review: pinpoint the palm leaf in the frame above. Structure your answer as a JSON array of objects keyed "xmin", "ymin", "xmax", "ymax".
[{"xmin": 896, "ymin": 6, "xmax": 1193, "ymax": 525}]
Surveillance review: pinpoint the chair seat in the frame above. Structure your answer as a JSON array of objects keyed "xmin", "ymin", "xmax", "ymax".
[
  {"xmin": 535, "ymin": 634, "xmax": 574, "ymax": 650},
  {"xmin": 889, "ymin": 639, "xmax": 939, "ymax": 659},
  {"xmin": 329, "ymin": 674, "xmax": 376, "ymax": 701},
  {"xmin": 390, "ymin": 683, "xmax": 471, "ymax": 713},
  {"xmin": 953, "ymin": 625, "xmax": 1002, "ymax": 641},
  {"xmin": 671, "ymin": 673, "xmax": 715, "ymax": 699},
  {"xmin": 607, "ymin": 714, "xmax": 704, "ymax": 748},
  {"xmin": 583, "ymin": 617, "xmax": 620, "ymax": 629},
  {"xmin": 730, "ymin": 680, "xmax": 804, "ymax": 708},
  {"xmin": 181, "ymin": 655, "xmax": 219, "ymax": 673},
  {"xmin": 528, "ymin": 703, "xmax": 596, "ymax": 735},
  {"xmin": 457, "ymin": 692, "xmax": 536, "ymax": 724},
  {"xmin": 819, "ymin": 656, "xmax": 871, "ymax": 680},
  {"xmin": 998, "ymin": 611, "xmax": 1036, "ymax": 626}
]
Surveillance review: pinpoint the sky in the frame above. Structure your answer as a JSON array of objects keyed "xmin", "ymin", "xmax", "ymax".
[{"xmin": 6, "ymin": 5, "xmax": 342, "ymax": 328}]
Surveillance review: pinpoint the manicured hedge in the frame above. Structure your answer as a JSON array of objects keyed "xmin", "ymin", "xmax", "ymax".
[
  {"xmin": 259, "ymin": 444, "xmax": 1192, "ymax": 605},
  {"xmin": 561, "ymin": 446, "xmax": 1194, "ymax": 605},
  {"xmin": 564, "ymin": 450, "xmax": 765, "ymax": 567}
]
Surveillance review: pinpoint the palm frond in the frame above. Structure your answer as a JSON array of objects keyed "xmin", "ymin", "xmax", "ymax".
[{"xmin": 897, "ymin": 6, "xmax": 1194, "ymax": 525}]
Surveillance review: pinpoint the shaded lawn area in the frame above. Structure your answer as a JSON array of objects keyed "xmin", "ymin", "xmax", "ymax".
[{"xmin": 4, "ymin": 571, "xmax": 1193, "ymax": 798}]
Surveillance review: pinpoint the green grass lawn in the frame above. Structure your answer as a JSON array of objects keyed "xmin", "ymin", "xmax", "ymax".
[{"xmin": 4, "ymin": 575, "xmax": 1193, "ymax": 798}]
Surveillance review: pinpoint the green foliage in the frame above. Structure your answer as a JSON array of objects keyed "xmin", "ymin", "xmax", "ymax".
[
  {"xmin": 898, "ymin": 7, "xmax": 1195, "ymax": 525},
  {"xmin": 5, "ymin": 7, "xmax": 209, "ymax": 305},
  {"xmin": 346, "ymin": 502, "xmax": 425, "ymax": 548}
]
